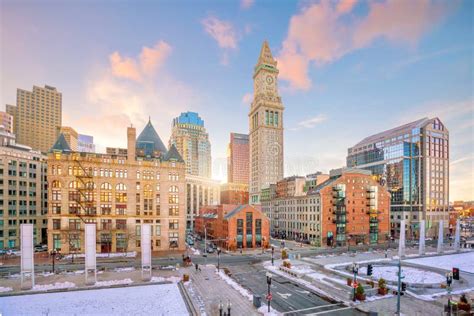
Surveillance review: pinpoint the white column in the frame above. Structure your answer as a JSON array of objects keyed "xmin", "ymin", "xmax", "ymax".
[
  {"xmin": 454, "ymin": 219, "xmax": 461, "ymax": 251},
  {"xmin": 190, "ymin": 184, "xmax": 194, "ymax": 231},
  {"xmin": 437, "ymin": 220, "xmax": 444, "ymax": 254},
  {"xmin": 419, "ymin": 220, "xmax": 425, "ymax": 256},
  {"xmin": 20, "ymin": 224, "xmax": 35, "ymax": 290},
  {"xmin": 141, "ymin": 224, "xmax": 152, "ymax": 281},
  {"xmin": 85, "ymin": 223, "xmax": 97, "ymax": 285},
  {"xmin": 398, "ymin": 220, "xmax": 406, "ymax": 258}
]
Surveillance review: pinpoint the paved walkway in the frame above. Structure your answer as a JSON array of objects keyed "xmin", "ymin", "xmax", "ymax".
[{"xmin": 187, "ymin": 265, "xmax": 259, "ymax": 316}]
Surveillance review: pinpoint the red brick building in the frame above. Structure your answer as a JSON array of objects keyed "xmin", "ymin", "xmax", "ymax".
[
  {"xmin": 220, "ymin": 183, "xmax": 249, "ymax": 205},
  {"xmin": 194, "ymin": 204, "xmax": 270, "ymax": 250},
  {"xmin": 318, "ymin": 168, "xmax": 391, "ymax": 247}
]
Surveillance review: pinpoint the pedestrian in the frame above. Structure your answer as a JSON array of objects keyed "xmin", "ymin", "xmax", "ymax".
[{"xmin": 195, "ymin": 263, "xmax": 199, "ymax": 272}]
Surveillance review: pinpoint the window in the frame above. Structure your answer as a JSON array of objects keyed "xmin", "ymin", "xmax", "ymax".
[
  {"xmin": 53, "ymin": 219, "xmax": 61, "ymax": 230},
  {"xmin": 69, "ymin": 219, "xmax": 81, "ymax": 230},
  {"xmin": 53, "ymin": 234, "xmax": 61, "ymax": 250},
  {"xmin": 155, "ymin": 221, "xmax": 161, "ymax": 236},
  {"xmin": 169, "ymin": 220, "xmax": 179, "ymax": 230},
  {"xmin": 169, "ymin": 194, "xmax": 179, "ymax": 204},
  {"xmin": 169, "ymin": 232, "xmax": 178, "ymax": 248},
  {"xmin": 169, "ymin": 185, "xmax": 179, "ymax": 193},
  {"xmin": 116, "ymin": 219, "xmax": 126, "ymax": 230},
  {"xmin": 169, "ymin": 205, "xmax": 179, "ymax": 216}
]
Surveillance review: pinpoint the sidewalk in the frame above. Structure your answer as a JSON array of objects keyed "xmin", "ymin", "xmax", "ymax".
[{"xmin": 188, "ymin": 265, "xmax": 259, "ymax": 316}]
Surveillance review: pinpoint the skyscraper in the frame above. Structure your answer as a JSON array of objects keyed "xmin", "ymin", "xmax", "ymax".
[
  {"xmin": 249, "ymin": 41, "xmax": 284, "ymax": 204},
  {"xmin": 0, "ymin": 111, "xmax": 14, "ymax": 134},
  {"xmin": 6, "ymin": 85, "xmax": 62, "ymax": 153},
  {"xmin": 227, "ymin": 133, "xmax": 249, "ymax": 185},
  {"xmin": 169, "ymin": 112, "xmax": 211, "ymax": 178},
  {"xmin": 347, "ymin": 117, "xmax": 449, "ymax": 238}
]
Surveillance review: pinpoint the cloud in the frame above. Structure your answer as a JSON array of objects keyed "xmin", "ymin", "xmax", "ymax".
[
  {"xmin": 201, "ymin": 15, "xmax": 240, "ymax": 65},
  {"xmin": 241, "ymin": 0, "xmax": 254, "ymax": 10},
  {"xmin": 290, "ymin": 114, "xmax": 328, "ymax": 131},
  {"xmin": 277, "ymin": 0, "xmax": 452, "ymax": 90},
  {"xmin": 241, "ymin": 92, "xmax": 252, "ymax": 105},
  {"xmin": 64, "ymin": 41, "xmax": 199, "ymax": 151},
  {"xmin": 109, "ymin": 40, "xmax": 172, "ymax": 81}
]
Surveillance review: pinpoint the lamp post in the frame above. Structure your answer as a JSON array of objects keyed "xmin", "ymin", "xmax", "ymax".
[
  {"xmin": 219, "ymin": 299, "xmax": 231, "ymax": 316},
  {"xmin": 271, "ymin": 246, "xmax": 274, "ymax": 266},
  {"xmin": 446, "ymin": 272, "xmax": 453, "ymax": 316},
  {"xmin": 227, "ymin": 300, "xmax": 231, "ymax": 316},
  {"xmin": 352, "ymin": 262, "xmax": 359, "ymax": 302},
  {"xmin": 266, "ymin": 272, "xmax": 273, "ymax": 312},
  {"xmin": 396, "ymin": 259, "xmax": 405, "ymax": 315},
  {"xmin": 50, "ymin": 249, "xmax": 58, "ymax": 274},
  {"xmin": 217, "ymin": 248, "xmax": 221, "ymax": 272}
]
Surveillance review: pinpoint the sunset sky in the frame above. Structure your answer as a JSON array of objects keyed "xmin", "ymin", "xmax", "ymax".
[{"xmin": 1, "ymin": 0, "xmax": 472, "ymax": 200}]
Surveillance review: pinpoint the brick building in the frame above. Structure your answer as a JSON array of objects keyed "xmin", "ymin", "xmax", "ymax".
[
  {"xmin": 194, "ymin": 204, "xmax": 270, "ymax": 250},
  {"xmin": 220, "ymin": 182, "xmax": 249, "ymax": 205}
]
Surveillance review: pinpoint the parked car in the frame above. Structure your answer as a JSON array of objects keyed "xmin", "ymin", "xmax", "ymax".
[
  {"xmin": 206, "ymin": 247, "xmax": 215, "ymax": 253},
  {"xmin": 0, "ymin": 249, "xmax": 7, "ymax": 255},
  {"xmin": 34, "ymin": 245, "xmax": 48, "ymax": 252},
  {"xmin": 186, "ymin": 238, "xmax": 194, "ymax": 246}
]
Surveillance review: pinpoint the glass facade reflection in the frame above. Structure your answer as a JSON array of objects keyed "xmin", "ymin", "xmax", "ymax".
[{"xmin": 347, "ymin": 117, "xmax": 449, "ymax": 237}]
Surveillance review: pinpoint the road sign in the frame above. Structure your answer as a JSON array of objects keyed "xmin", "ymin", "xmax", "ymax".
[{"xmin": 266, "ymin": 293, "xmax": 272, "ymax": 301}]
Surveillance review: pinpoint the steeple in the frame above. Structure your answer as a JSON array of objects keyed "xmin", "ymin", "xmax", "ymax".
[
  {"xmin": 50, "ymin": 133, "xmax": 71, "ymax": 153},
  {"xmin": 256, "ymin": 40, "xmax": 277, "ymax": 68}
]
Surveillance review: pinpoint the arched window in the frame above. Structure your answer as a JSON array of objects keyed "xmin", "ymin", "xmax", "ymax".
[
  {"xmin": 169, "ymin": 185, "xmax": 179, "ymax": 193},
  {"xmin": 52, "ymin": 180, "xmax": 62, "ymax": 188},
  {"xmin": 85, "ymin": 182, "xmax": 96, "ymax": 189},
  {"xmin": 101, "ymin": 182, "xmax": 112, "ymax": 190},
  {"xmin": 69, "ymin": 181, "xmax": 81, "ymax": 189},
  {"xmin": 51, "ymin": 165, "xmax": 56, "ymax": 175},
  {"xmin": 116, "ymin": 183, "xmax": 127, "ymax": 191},
  {"xmin": 115, "ymin": 183, "xmax": 127, "ymax": 203}
]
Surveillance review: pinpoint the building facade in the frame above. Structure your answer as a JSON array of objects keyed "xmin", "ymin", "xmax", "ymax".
[
  {"xmin": 194, "ymin": 204, "xmax": 270, "ymax": 250},
  {"xmin": 169, "ymin": 112, "xmax": 211, "ymax": 178},
  {"xmin": 227, "ymin": 133, "xmax": 249, "ymax": 185},
  {"xmin": 0, "ymin": 131, "xmax": 48, "ymax": 249},
  {"xmin": 0, "ymin": 111, "xmax": 14, "ymax": 134},
  {"xmin": 58, "ymin": 126, "xmax": 78, "ymax": 151},
  {"xmin": 47, "ymin": 121, "xmax": 186, "ymax": 253},
  {"xmin": 249, "ymin": 41, "xmax": 284, "ymax": 204},
  {"xmin": 220, "ymin": 182, "xmax": 249, "ymax": 205},
  {"xmin": 78, "ymin": 134, "xmax": 95, "ymax": 153},
  {"xmin": 263, "ymin": 168, "xmax": 390, "ymax": 247},
  {"xmin": 347, "ymin": 117, "xmax": 449, "ymax": 238},
  {"xmin": 185, "ymin": 174, "xmax": 220, "ymax": 231},
  {"xmin": 6, "ymin": 85, "xmax": 62, "ymax": 153}
]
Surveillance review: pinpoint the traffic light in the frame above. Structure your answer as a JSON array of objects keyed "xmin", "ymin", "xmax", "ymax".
[
  {"xmin": 367, "ymin": 264, "xmax": 373, "ymax": 276},
  {"xmin": 453, "ymin": 268, "xmax": 460, "ymax": 280},
  {"xmin": 401, "ymin": 282, "xmax": 407, "ymax": 292}
]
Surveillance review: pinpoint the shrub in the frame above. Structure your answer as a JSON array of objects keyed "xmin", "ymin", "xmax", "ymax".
[
  {"xmin": 282, "ymin": 249, "xmax": 288, "ymax": 260},
  {"xmin": 378, "ymin": 278, "xmax": 386, "ymax": 289},
  {"xmin": 356, "ymin": 283, "xmax": 365, "ymax": 295}
]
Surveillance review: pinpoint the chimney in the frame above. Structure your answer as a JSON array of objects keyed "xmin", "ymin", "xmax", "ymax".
[{"xmin": 127, "ymin": 126, "xmax": 136, "ymax": 161}]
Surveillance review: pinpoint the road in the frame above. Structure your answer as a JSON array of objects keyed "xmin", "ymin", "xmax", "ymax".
[{"xmin": 229, "ymin": 264, "xmax": 364, "ymax": 315}]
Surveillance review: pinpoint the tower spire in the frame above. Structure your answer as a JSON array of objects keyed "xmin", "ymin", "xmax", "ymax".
[{"xmin": 257, "ymin": 40, "xmax": 277, "ymax": 67}]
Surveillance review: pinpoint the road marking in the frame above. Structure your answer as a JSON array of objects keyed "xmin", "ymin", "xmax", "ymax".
[
  {"xmin": 277, "ymin": 292, "xmax": 292, "ymax": 299},
  {"xmin": 295, "ymin": 289, "xmax": 310, "ymax": 294},
  {"xmin": 281, "ymin": 304, "xmax": 342, "ymax": 315}
]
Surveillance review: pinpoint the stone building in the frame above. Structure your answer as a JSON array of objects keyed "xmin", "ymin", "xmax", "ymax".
[
  {"xmin": 6, "ymin": 85, "xmax": 62, "ymax": 153},
  {"xmin": 194, "ymin": 204, "xmax": 270, "ymax": 250},
  {"xmin": 0, "ymin": 127, "xmax": 48, "ymax": 249},
  {"xmin": 249, "ymin": 41, "xmax": 284, "ymax": 204},
  {"xmin": 47, "ymin": 120, "xmax": 186, "ymax": 253}
]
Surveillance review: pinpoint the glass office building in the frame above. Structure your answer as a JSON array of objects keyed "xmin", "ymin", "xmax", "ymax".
[{"xmin": 347, "ymin": 117, "xmax": 449, "ymax": 238}]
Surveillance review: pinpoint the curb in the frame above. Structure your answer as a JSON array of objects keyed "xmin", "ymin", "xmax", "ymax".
[{"xmin": 178, "ymin": 281, "xmax": 198, "ymax": 316}]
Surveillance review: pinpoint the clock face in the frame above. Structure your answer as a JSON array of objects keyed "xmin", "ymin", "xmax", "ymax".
[{"xmin": 266, "ymin": 75, "xmax": 274, "ymax": 84}]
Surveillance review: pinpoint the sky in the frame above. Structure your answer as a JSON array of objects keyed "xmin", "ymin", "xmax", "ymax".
[{"xmin": 1, "ymin": 0, "xmax": 473, "ymax": 201}]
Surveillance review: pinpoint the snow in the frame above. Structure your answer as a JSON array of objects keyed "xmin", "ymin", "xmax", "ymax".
[
  {"xmin": 367, "ymin": 266, "xmax": 445, "ymax": 284},
  {"xmin": 258, "ymin": 304, "xmax": 281, "ymax": 316},
  {"xmin": 32, "ymin": 281, "xmax": 76, "ymax": 292},
  {"xmin": 0, "ymin": 287, "xmax": 12, "ymax": 293},
  {"xmin": 405, "ymin": 252, "xmax": 474, "ymax": 273},
  {"xmin": 216, "ymin": 270, "xmax": 253, "ymax": 301},
  {"xmin": 150, "ymin": 276, "xmax": 181, "ymax": 283},
  {"xmin": 0, "ymin": 283, "xmax": 188, "ymax": 315},
  {"xmin": 114, "ymin": 267, "xmax": 135, "ymax": 273},
  {"xmin": 94, "ymin": 278, "xmax": 133, "ymax": 287},
  {"xmin": 184, "ymin": 281, "xmax": 207, "ymax": 316},
  {"xmin": 189, "ymin": 247, "xmax": 201, "ymax": 255},
  {"xmin": 39, "ymin": 271, "xmax": 55, "ymax": 277}
]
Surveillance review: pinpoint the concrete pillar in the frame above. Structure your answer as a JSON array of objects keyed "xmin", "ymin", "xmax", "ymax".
[
  {"xmin": 419, "ymin": 220, "xmax": 425, "ymax": 256},
  {"xmin": 454, "ymin": 219, "xmax": 461, "ymax": 251},
  {"xmin": 398, "ymin": 220, "xmax": 406, "ymax": 258},
  {"xmin": 190, "ymin": 184, "xmax": 194, "ymax": 231},
  {"xmin": 20, "ymin": 224, "xmax": 35, "ymax": 290},
  {"xmin": 437, "ymin": 220, "xmax": 444, "ymax": 254}
]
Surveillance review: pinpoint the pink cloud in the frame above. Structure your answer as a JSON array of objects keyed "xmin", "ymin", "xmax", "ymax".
[
  {"xmin": 109, "ymin": 40, "xmax": 172, "ymax": 82},
  {"xmin": 241, "ymin": 92, "xmax": 253, "ymax": 105},
  {"xmin": 277, "ymin": 0, "xmax": 450, "ymax": 90},
  {"xmin": 202, "ymin": 16, "xmax": 238, "ymax": 49},
  {"xmin": 241, "ymin": 0, "xmax": 254, "ymax": 10}
]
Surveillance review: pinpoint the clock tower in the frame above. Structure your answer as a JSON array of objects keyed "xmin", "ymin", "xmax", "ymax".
[{"xmin": 249, "ymin": 40, "xmax": 284, "ymax": 204}]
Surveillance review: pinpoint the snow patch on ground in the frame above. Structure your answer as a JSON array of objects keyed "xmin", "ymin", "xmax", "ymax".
[
  {"xmin": 39, "ymin": 271, "xmax": 55, "ymax": 277},
  {"xmin": 189, "ymin": 247, "xmax": 201, "ymax": 255},
  {"xmin": 0, "ymin": 283, "xmax": 188, "ymax": 315},
  {"xmin": 114, "ymin": 267, "xmax": 135, "ymax": 273},
  {"xmin": 0, "ymin": 287, "xmax": 13, "ymax": 293},
  {"xmin": 368, "ymin": 266, "xmax": 444, "ymax": 284},
  {"xmin": 94, "ymin": 279, "xmax": 133, "ymax": 287},
  {"xmin": 32, "ymin": 281, "xmax": 76, "ymax": 291},
  {"xmin": 258, "ymin": 304, "xmax": 281, "ymax": 315},
  {"xmin": 216, "ymin": 270, "xmax": 253, "ymax": 301},
  {"xmin": 185, "ymin": 281, "xmax": 207, "ymax": 316},
  {"xmin": 405, "ymin": 252, "xmax": 474, "ymax": 273},
  {"xmin": 150, "ymin": 276, "xmax": 181, "ymax": 283}
]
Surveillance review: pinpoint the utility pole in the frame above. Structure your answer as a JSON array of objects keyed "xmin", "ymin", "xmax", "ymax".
[
  {"xmin": 396, "ymin": 259, "xmax": 404, "ymax": 315},
  {"xmin": 204, "ymin": 225, "xmax": 207, "ymax": 266},
  {"xmin": 352, "ymin": 262, "xmax": 359, "ymax": 301}
]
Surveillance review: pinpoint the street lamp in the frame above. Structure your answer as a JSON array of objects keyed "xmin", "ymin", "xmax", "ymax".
[
  {"xmin": 219, "ymin": 299, "xmax": 231, "ymax": 316},
  {"xmin": 352, "ymin": 262, "xmax": 359, "ymax": 302},
  {"xmin": 266, "ymin": 272, "xmax": 273, "ymax": 313},
  {"xmin": 217, "ymin": 248, "xmax": 221, "ymax": 272},
  {"xmin": 50, "ymin": 249, "xmax": 59, "ymax": 274},
  {"xmin": 446, "ymin": 272, "xmax": 453, "ymax": 316}
]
